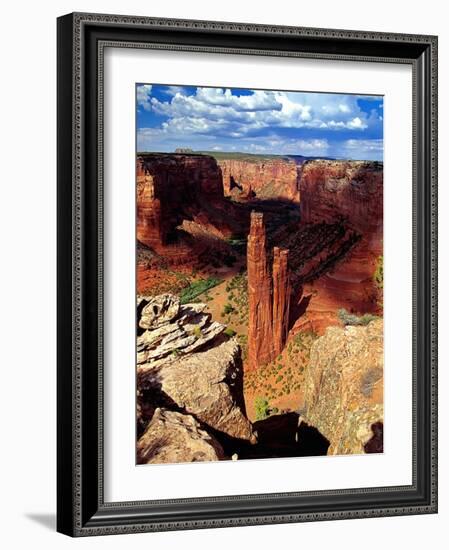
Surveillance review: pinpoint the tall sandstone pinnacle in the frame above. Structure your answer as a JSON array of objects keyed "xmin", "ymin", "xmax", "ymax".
[
  {"xmin": 247, "ymin": 212, "xmax": 274, "ymax": 370},
  {"xmin": 247, "ymin": 213, "xmax": 291, "ymax": 369},
  {"xmin": 272, "ymin": 247, "xmax": 291, "ymax": 357}
]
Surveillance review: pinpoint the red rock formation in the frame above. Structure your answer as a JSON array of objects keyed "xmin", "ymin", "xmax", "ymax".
[
  {"xmin": 247, "ymin": 212, "xmax": 274, "ymax": 370},
  {"xmin": 137, "ymin": 158, "xmax": 164, "ymax": 248},
  {"xmin": 218, "ymin": 158, "xmax": 300, "ymax": 202},
  {"xmin": 272, "ymin": 247, "xmax": 291, "ymax": 356},
  {"xmin": 285, "ymin": 160, "xmax": 384, "ymax": 334},
  {"xmin": 300, "ymin": 160, "xmax": 383, "ymax": 253},
  {"xmin": 137, "ymin": 154, "xmax": 243, "ymax": 260},
  {"xmin": 247, "ymin": 214, "xmax": 291, "ymax": 369}
]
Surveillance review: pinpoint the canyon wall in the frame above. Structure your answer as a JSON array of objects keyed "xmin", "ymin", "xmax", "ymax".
[
  {"xmin": 217, "ymin": 157, "xmax": 300, "ymax": 202},
  {"xmin": 300, "ymin": 160, "xmax": 383, "ymax": 251},
  {"xmin": 137, "ymin": 154, "xmax": 241, "ymax": 257},
  {"xmin": 292, "ymin": 160, "xmax": 384, "ymax": 329}
]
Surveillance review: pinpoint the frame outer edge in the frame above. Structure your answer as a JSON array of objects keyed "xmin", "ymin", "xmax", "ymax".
[
  {"xmin": 58, "ymin": 12, "xmax": 438, "ymax": 536},
  {"xmin": 57, "ymin": 13, "xmax": 77, "ymax": 537}
]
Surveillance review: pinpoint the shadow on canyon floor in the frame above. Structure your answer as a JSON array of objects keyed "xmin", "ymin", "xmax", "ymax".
[{"xmin": 217, "ymin": 412, "xmax": 330, "ymax": 460}]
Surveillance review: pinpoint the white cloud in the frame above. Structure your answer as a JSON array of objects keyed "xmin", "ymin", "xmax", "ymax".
[
  {"xmin": 340, "ymin": 139, "xmax": 383, "ymax": 160},
  {"xmin": 144, "ymin": 87, "xmax": 380, "ymax": 137},
  {"xmin": 347, "ymin": 117, "xmax": 367, "ymax": 130},
  {"xmin": 163, "ymin": 85, "xmax": 187, "ymax": 97},
  {"xmin": 136, "ymin": 84, "xmax": 152, "ymax": 110},
  {"xmin": 344, "ymin": 139, "xmax": 383, "ymax": 152},
  {"xmin": 137, "ymin": 126, "xmax": 330, "ymax": 157}
]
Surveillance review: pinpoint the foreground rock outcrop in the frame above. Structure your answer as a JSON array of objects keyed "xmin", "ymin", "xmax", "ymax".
[
  {"xmin": 137, "ymin": 294, "xmax": 255, "ymax": 447},
  {"xmin": 302, "ymin": 318, "xmax": 384, "ymax": 455},
  {"xmin": 137, "ymin": 408, "xmax": 225, "ymax": 464}
]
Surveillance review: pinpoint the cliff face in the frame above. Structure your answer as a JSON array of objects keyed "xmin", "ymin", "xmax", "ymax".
[
  {"xmin": 137, "ymin": 154, "xmax": 241, "ymax": 261},
  {"xmin": 303, "ymin": 319, "xmax": 384, "ymax": 455},
  {"xmin": 247, "ymin": 213, "xmax": 291, "ymax": 369},
  {"xmin": 247, "ymin": 212, "xmax": 274, "ymax": 369},
  {"xmin": 218, "ymin": 158, "xmax": 300, "ymax": 202},
  {"xmin": 300, "ymin": 160, "xmax": 383, "ymax": 249},
  {"xmin": 288, "ymin": 160, "xmax": 384, "ymax": 332}
]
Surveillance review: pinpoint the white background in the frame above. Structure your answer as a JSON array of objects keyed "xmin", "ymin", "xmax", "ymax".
[
  {"xmin": 104, "ymin": 48, "xmax": 412, "ymax": 501},
  {"xmin": 0, "ymin": 0, "xmax": 446, "ymax": 548}
]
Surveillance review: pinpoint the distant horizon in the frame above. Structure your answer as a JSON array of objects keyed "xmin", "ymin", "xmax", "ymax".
[
  {"xmin": 136, "ymin": 148, "xmax": 383, "ymax": 163},
  {"xmin": 136, "ymin": 84, "xmax": 383, "ymax": 161}
]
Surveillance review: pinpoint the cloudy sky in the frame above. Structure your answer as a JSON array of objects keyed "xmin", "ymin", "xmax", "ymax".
[{"xmin": 136, "ymin": 84, "xmax": 383, "ymax": 161}]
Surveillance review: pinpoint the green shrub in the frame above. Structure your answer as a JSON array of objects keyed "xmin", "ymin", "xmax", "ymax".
[
  {"xmin": 254, "ymin": 396, "xmax": 270, "ymax": 421},
  {"xmin": 224, "ymin": 327, "xmax": 237, "ymax": 338},
  {"xmin": 338, "ymin": 308, "xmax": 379, "ymax": 326},
  {"xmin": 179, "ymin": 277, "xmax": 222, "ymax": 304},
  {"xmin": 373, "ymin": 255, "xmax": 383, "ymax": 290},
  {"xmin": 222, "ymin": 303, "xmax": 235, "ymax": 315}
]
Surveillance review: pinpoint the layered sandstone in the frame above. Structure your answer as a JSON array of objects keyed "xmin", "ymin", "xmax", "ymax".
[
  {"xmin": 137, "ymin": 408, "xmax": 225, "ymax": 464},
  {"xmin": 287, "ymin": 160, "xmax": 384, "ymax": 332},
  {"xmin": 137, "ymin": 154, "xmax": 241, "ymax": 260},
  {"xmin": 247, "ymin": 212, "xmax": 274, "ymax": 369},
  {"xmin": 300, "ymin": 160, "xmax": 383, "ymax": 252},
  {"xmin": 303, "ymin": 319, "xmax": 384, "ymax": 455},
  {"xmin": 247, "ymin": 213, "xmax": 291, "ymax": 369},
  {"xmin": 137, "ymin": 294, "xmax": 255, "ymax": 442},
  {"xmin": 217, "ymin": 157, "xmax": 300, "ymax": 202},
  {"xmin": 272, "ymin": 248, "xmax": 291, "ymax": 356}
]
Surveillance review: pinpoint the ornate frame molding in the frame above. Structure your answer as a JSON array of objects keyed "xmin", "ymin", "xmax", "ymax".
[{"xmin": 57, "ymin": 12, "xmax": 438, "ymax": 537}]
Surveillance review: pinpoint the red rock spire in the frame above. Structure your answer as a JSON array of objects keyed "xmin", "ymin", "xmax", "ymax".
[
  {"xmin": 247, "ymin": 212, "xmax": 274, "ymax": 370},
  {"xmin": 247, "ymin": 212, "xmax": 291, "ymax": 369},
  {"xmin": 272, "ymin": 247, "xmax": 291, "ymax": 356}
]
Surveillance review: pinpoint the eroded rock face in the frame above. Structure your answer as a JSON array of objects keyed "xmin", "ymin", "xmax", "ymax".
[
  {"xmin": 303, "ymin": 318, "xmax": 383, "ymax": 454},
  {"xmin": 272, "ymin": 247, "xmax": 291, "ymax": 356},
  {"xmin": 218, "ymin": 158, "xmax": 300, "ymax": 202},
  {"xmin": 137, "ymin": 154, "xmax": 241, "ymax": 260},
  {"xmin": 247, "ymin": 212, "xmax": 274, "ymax": 369},
  {"xmin": 139, "ymin": 337, "xmax": 254, "ymax": 442},
  {"xmin": 300, "ymin": 160, "xmax": 383, "ymax": 245},
  {"xmin": 137, "ymin": 294, "xmax": 254, "ymax": 442},
  {"xmin": 137, "ymin": 299, "xmax": 226, "ymax": 367},
  {"xmin": 247, "ymin": 213, "xmax": 291, "ymax": 369},
  {"xmin": 288, "ymin": 160, "xmax": 384, "ymax": 333},
  {"xmin": 137, "ymin": 408, "xmax": 225, "ymax": 464},
  {"xmin": 139, "ymin": 294, "xmax": 180, "ymax": 329}
]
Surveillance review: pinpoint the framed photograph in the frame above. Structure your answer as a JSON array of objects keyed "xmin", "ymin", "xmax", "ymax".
[{"xmin": 57, "ymin": 12, "xmax": 438, "ymax": 536}]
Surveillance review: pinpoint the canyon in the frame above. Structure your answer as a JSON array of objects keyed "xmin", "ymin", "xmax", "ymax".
[
  {"xmin": 137, "ymin": 154, "xmax": 243, "ymax": 264},
  {"xmin": 136, "ymin": 151, "xmax": 384, "ymax": 462}
]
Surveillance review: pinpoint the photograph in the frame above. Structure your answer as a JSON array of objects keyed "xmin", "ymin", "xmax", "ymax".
[{"xmin": 135, "ymin": 84, "xmax": 384, "ymax": 465}]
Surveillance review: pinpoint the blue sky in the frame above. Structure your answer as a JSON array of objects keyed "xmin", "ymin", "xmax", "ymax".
[{"xmin": 136, "ymin": 84, "xmax": 383, "ymax": 161}]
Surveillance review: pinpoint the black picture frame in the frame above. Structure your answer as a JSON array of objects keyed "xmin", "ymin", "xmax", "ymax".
[{"xmin": 57, "ymin": 12, "xmax": 438, "ymax": 537}]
